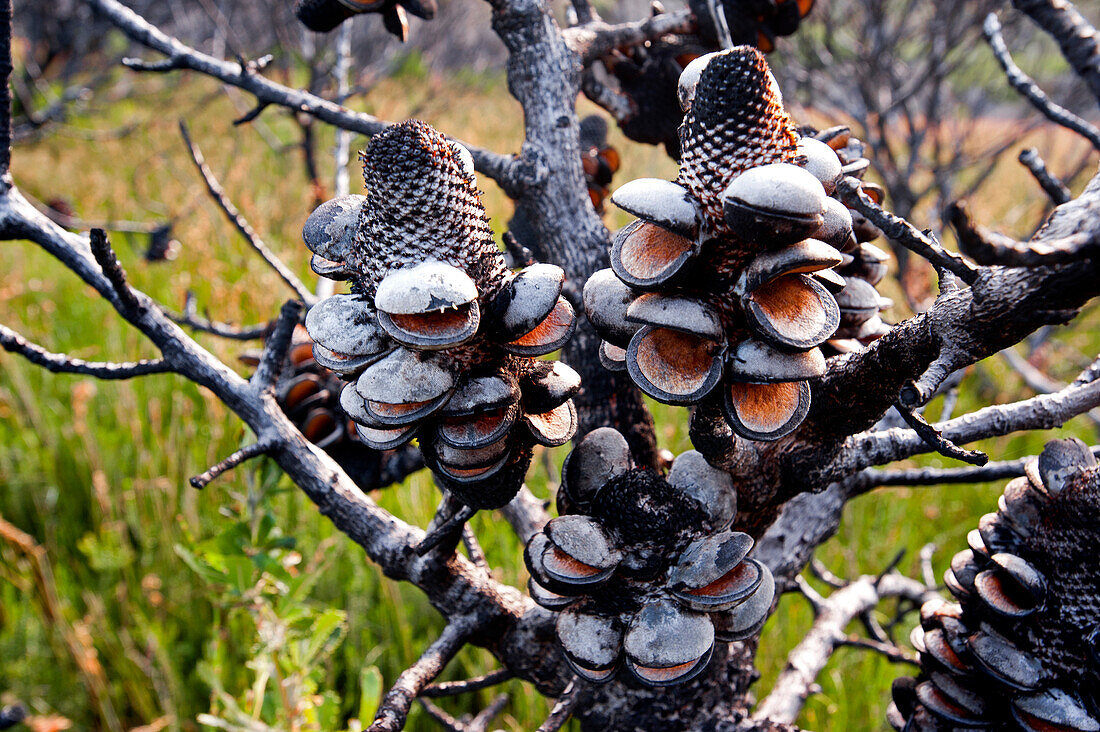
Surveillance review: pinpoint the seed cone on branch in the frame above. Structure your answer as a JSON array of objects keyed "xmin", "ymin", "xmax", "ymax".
[
  {"xmin": 596, "ymin": 2, "xmax": 813, "ymax": 160},
  {"xmin": 889, "ymin": 438, "xmax": 1100, "ymax": 731},
  {"xmin": 294, "ymin": 0, "xmax": 436, "ymax": 40},
  {"xmin": 524, "ymin": 428, "xmax": 774, "ymax": 687},
  {"xmin": 584, "ymin": 47, "xmax": 849, "ymax": 443},
  {"xmin": 300, "ymin": 120, "xmax": 579, "ymax": 511}
]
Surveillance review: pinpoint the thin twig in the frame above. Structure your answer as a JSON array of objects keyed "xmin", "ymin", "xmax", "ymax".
[
  {"xmin": 562, "ymin": 9, "xmax": 694, "ymax": 64},
  {"xmin": 461, "ymin": 524, "xmax": 489, "ymax": 570},
  {"xmin": 422, "ymin": 669, "xmax": 514, "ymax": 698},
  {"xmin": 369, "ymin": 621, "xmax": 474, "ymax": 732},
  {"xmin": 86, "ymin": 0, "xmax": 524, "ymax": 193},
  {"xmin": 836, "ymin": 177, "xmax": 980, "ymax": 283},
  {"xmin": 1075, "ymin": 354, "xmax": 1100, "ymax": 386},
  {"xmin": 190, "ymin": 439, "xmax": 276, "ymax": 489},
  {"xmin": 0, "ymin": 323, "xmax": 173, "ymax": 379},
  {"xmin": 808, "ymin": 558, "xmax": 846, "ymax": 589},
  {"xmin": 163, "ymin": 292, "xmax": 270, "ymax": 341},
  {"xmin": 416, "ymin": 503, "xmax": 477, "ymax": 557},
  {"xmin": 251, "ymin": 300, "xmax": 303, "ymax": 389},
  {"xmin": 836, "ymin": 636, "xmax": 920, "ymax": 666},
  {"xmin": 753, "ymin": 573, "xmax": 936, "ymax": 724},
  {"xmin": 1019, "ymin": 148, "xmax": 1071, "ymax": 205},
  {"xmin": 919, "ymin": 544, "xmax": 937, "ymax": 589},
  {"xmin": 893, "ymin": 403, "xmax": 989, "ymax": 466},
  {"xmin": 536, "ymin": 680, "xmax": 583, "ymax": 732},
  {"xmin": 178, "ymin": 121, "xmax": 314, "ymax": 304},
  {"xmin": 1001, "ymin": 348, "xmax": 1100, "ymax": 428},
  {"xmin": 89, "ymin": 228, "xmax": 140, "ymax": 311},
  {"xmin": 983, "ymin": 13, "xmax": 1100, "ymax": 150}
]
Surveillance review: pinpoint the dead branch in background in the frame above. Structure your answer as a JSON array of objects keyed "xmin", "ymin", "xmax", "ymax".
[{"xmin": 983, "ymin": 12, "xmax": 1100, "ymax": 151}]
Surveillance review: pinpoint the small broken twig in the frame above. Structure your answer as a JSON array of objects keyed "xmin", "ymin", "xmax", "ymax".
[
  {"xmin": 893, "ymin": 402, "xmax": 989, "ymax": 466},
  {"xmin": 179, "ymin": 121, "xmax": 315, "ymax": 305},
  {"xmin": 190, "ymin": 438, "xmax": 277, "ymax": 489},
  {"xmin": 836, "ymin": 177, "xmax": 980, "ymax": 284},
  {"xmin": 1019, "ymin": 148, "xmax": 1071, "ymax": 205}
]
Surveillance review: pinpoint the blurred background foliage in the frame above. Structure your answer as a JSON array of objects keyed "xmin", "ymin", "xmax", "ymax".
[{"xmin": 2, "ymin": 0, "xmax": 1100, "ymax": 729}]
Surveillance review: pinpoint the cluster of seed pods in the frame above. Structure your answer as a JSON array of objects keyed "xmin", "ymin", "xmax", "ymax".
[
  {"xmin": 689, "ymin": 0, "xmax": 814, "ymax": 52},
  {"xmin": 584, "ymin": 47, "xmax": 859, "ymax": 442},
  {"xmin": 524, "ymin": 428, "xmax": 775, "ymax": 686},
  {"xmin": 243, "ymin": 326, "xmax": 419, "ymax": 489},
  {"xmin": 890, "ymin": 438, "xmax": 1100, "ymax": 731},
  {"xmin": 578, "ymin": 115, "xmax": 621, "ymax": 213},
  {"xmin": 803, "ymin": 126, "xmax": 894, "ymax": 355},
  {"xmin": 294, "ymin": 0, "xmax": 434, "ymax": 38},
  {"xmin": 300, "ymin": 120, "xmax": 580, "ymax": 510}
]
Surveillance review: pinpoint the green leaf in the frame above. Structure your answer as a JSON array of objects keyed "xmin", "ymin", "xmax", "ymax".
[{"xmin": 358, "ymin": 665, "xmax": 383, "ymax": 724}]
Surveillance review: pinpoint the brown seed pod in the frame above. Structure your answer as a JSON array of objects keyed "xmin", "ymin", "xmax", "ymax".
[{"xmin": 889, "ymin": 438, "xmax": 1100, "ymax": 731}]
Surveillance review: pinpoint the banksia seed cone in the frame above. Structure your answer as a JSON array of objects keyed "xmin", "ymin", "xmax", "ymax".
[
  {"xmin": 294, "ymin": 0, "xmax": 435, "ymax": 39},
  {"xmin": 689, "ymin": 0, "xmax": 814, "ymax": 52},
  {"xmin": 525, "ymin": 428, "xmax": 774, "ymax": 686},
  {"xmin": 585, "ymin": 48, "xmax": 847, "ymax": 442},
  {"xmin": 301, "ymin": 120, "xmax": 579, "ymax": 510},
  {"xmin": 803, "ymin": 126, "xmax": 893, "ymax": 355},
  {"xmin": 889, "ymin": 438, "xmax": 1100, "ymax": 731}
]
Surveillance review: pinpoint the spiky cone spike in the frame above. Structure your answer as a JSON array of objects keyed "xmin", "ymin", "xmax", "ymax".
[
  {"xmin": 889, "ymin": 438, "xmax": 1100, "ymax": 731},
  {"xmin": 587, "ymin": 49, "xmax": 841, "ymax": 444},
  {"xmin": 526, "ymin": 429, "xmax": 774, "ymax": 687},
  {"xmin": 677, "ymin": 47, "xmax": 802, "ymax": 239},
  {"xmin": 300, "ymin": 120, "xmax": 579, "ymax": 519}
]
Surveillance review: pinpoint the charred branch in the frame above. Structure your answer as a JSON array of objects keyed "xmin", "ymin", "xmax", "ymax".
[
  {"xmin": 892, "ymin": 402, "xmax": 989, "ymax": 466},
  {"xmin": 84, "ymin": 0, "xmax": 523, "ymax": 193},
  {"xmin": 189, "ymin": 439, "xmax": 277, "ymax": 489},
  {"xmin": 369, "ymin": 621, "xmax": 474, "ymax": 732},
  {"xmin": 422, "ymin": 668, "xmax": 514, "ymax": 698},
  {"xmin": 753, "ymin": 573, "xmax": 936, "ymax": 725},
  {"xmin": 164, "ymin": 292, "xmax": 270, "ymax": 341},
  {"xmin": 1011, "ymin": 0, "xmax": 1100, "ymax": 105},
  {"xmin": 835, "ymin": 177, "xmax": 979, "ymax": 283},
  {"xmin": 179, "ymin": 121, "xmax": 314, "ymax": 304},
  {"xmin": 1019, "ymin": 147, "xmax": 1072, "ymax": 205},
  {"xmin": 0, "ymin": 323, "xmax": 173, "ymax": 379},
  {"xmin": 983, "ymin": 13, "xmax": 1100, "ymax": 150},
  {"xmin": 536, "ymin": 680, "xmax": 584, "ymax": 732},
  {"xmin": 250, "ymin": 300, "xmax": 302, "ymax": 389},
  {"xmin": 562, "ymin": 9, "xmax": 694, "ymax": 64},
  {"xmin": 947, "ymin": 199, "xmax": 1100, "ymax": 267}
]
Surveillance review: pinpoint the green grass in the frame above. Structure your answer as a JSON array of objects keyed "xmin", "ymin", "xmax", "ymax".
[{"xmin": 1, "ymin": 62, "xmax": 1098, "ymax": 732}]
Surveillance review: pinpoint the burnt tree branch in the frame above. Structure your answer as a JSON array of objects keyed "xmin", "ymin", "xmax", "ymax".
[
  {"xmin": 983, "ymin": 12, "xmax": 1100, "ymax": 150},
  {"xmin": 0, "ymin": 323, "xmax": 173, "ymax": 379},
  {"xmin": 179, "ymin": 120, "xmax": 315, "ymax": 305},
  {"xmin": 84, "ymin": 0, "xmax": 525, "ymax": 194},
  {"xmin": 1011, "ymin": 0, "xmax": 1100, "ymax": 105},
  {"xmin": 753, "ymin": 573, "xmax": 936, "ymax": 725}
]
